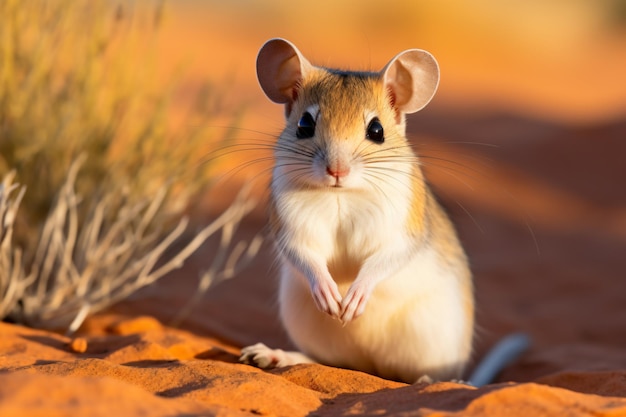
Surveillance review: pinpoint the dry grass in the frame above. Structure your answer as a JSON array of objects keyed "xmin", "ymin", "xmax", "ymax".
[
  {"xmin": 1, "ymin": 161, "xmax": 257, "ymax": 332},
  {"xmin": 0, "ymin": 0, "xmax": 257, "ymax": 331},
  {"xmin": 0, "ymin": 0, "xmax": 234, "ymax": 240},
  {"xmin": 0, "ymin": 172, "xmax": 28, "ymax": 320}
]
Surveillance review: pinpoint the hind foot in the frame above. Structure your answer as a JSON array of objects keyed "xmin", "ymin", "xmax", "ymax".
[
  {"xmin": 239, "ymin": 343, "xmax": 316, "ymax": 369},
  {"xmin": 415, "ymin": 374, "xmax": 434, "ymax": 384}
]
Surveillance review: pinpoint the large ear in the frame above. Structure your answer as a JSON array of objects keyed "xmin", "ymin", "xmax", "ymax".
[
  {"xmin": 256, "ymin": 38, "xmax": 313, "ymax": 105},
  {"xmin": 381, "ymin": 49, "xmax": 439, "ymax": 114}
]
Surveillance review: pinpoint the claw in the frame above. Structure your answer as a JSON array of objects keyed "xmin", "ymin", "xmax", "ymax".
[
  {"xmin": 311, "ymin": 279, "xmax": 342, "ymax": 319},
  {"xmin": 340, "ymin": 282, "xmax": 372, "ymax": 323}
]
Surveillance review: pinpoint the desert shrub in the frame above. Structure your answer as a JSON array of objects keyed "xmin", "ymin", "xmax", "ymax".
[
  {"xmin": 0, "ymin": 0, "xmax": 256, "ymax": 331},
  {"xmin": 0, "ymin": 164, "xmax": 257, "ymax": 331}
]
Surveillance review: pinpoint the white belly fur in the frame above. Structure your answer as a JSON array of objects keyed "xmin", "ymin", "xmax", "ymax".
[{"xmin": 278, "ymin": 246, "xmax": 471, "ymax": 383}]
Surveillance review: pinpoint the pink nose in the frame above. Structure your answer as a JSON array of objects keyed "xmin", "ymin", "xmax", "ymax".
[{"xmin": 326, "ymin": 165, "xmax": 350, "ymax": 179}]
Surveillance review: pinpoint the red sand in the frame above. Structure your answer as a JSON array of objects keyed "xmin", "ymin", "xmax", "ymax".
[{"xmin": 2, "ymin": 3, "xmax": 626, "ymax": 416}]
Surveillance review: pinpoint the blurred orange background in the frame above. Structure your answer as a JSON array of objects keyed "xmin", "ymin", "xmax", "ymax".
[{"xmin": 155, "ymin": 0, "xmax": 626, "ymax": 127}]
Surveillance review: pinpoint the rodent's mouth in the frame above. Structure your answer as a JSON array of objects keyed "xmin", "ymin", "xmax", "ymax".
[{"xmin": 328, "ymin": 177, "xmax": 345, "ymax": 188}]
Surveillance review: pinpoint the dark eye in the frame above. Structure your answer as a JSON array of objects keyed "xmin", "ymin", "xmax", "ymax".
[
  {"xmin": 296, "ymin": 112, "xmax": 316, "ymax": 139},
  {"xmin": 366, "ymin": 117, "xmax": 384, "ymax": 143}
]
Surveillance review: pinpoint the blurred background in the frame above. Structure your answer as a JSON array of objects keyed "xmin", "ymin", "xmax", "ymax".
[{"xmin": 162, "ymin": 0, "xmax": 626, "ymax": 124}]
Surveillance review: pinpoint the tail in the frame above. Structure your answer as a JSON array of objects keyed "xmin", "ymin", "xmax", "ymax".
[{"xmin": 468, "ymin": 333, "xmax": 531, "ymax": 387}]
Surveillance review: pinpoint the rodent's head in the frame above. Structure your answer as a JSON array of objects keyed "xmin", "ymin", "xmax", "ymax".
[{"xmin": 257, "ymin": 38, "xmax": 439, "ymax": 191}]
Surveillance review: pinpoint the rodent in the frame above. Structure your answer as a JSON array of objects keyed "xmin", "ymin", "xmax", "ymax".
[{"xmin": 240, "ymin": 38, "xmax": 474, "ymax": 383}]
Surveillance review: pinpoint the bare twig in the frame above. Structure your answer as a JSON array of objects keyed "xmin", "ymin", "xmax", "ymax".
[
  {"xmin": 1, "ymin": 160, "xmax": 257, "ymax": 334},
  {"xmin": 0, "ymin": 172, "xmax": 29, "ymax": 318},
  {"xmin": 170, "ymin": 183, "xmax": 263, "ymax": 326}
]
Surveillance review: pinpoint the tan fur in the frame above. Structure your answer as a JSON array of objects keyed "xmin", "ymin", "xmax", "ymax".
[
  {"xmin": 406, "ymin": 167, "xmax": 427, "ymax": 234},
  {"xmin": 425, "ymin": 189, "xmax": 475, "ymax": 356}
]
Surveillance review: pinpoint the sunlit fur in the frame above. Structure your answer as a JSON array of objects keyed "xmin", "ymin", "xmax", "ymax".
[{"xmin": 265, "ymin": 66, "xmax": 474, "ymax": 383}]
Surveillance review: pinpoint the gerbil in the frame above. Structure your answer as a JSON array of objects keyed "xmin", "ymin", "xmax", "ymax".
[{"xmin": 240, "ymin": 38, "xmax": 474, "ymax": 383}]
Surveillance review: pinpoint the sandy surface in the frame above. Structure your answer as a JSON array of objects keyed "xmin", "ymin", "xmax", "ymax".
[{"xmin": 2, "ymin": 2, "xmax": 626, "ymax": 416}]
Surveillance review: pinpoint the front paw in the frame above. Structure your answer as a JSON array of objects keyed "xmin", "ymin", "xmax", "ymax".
[
  {"xmin": 340, "ymin": 281, "xmax": 373, "ymax": 323},
  {"xmin": 311, "ymin": 279, "xmax": 342, "ymax": 319}
]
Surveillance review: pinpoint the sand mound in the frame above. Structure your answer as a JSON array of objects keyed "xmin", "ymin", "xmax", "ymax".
[{"xmin": 2, "ymin": 319, "xmax": 626, "ymax": 417}]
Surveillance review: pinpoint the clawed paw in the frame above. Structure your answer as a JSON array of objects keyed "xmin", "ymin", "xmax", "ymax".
[
  {"xmin": 240, "ymin": 343, "xmax": 316, "ymax": 368},
  {"xmin": 240, "ymin": 343, "xmax": 286, "ymax": 369},
  {"xmin": 311, "ymin": 279, "xmax": 342, "ymax": 319},
  {"xmin": 416, "ymin": 374, "xmax": 434, "ymax": 384},
  {"xmin": 340, "ymin": 282, "xmax": 372, "ymax": 323}
]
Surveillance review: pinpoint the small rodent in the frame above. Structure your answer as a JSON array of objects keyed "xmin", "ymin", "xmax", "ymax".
[{"xmin": 240, "ymin": 38, "xmax": 474, "ymax": 383}]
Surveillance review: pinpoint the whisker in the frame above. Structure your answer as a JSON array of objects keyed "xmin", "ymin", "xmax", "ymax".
[
  {"xmin": 363, "ymin": 170, "xmax": 419, "ymax": 215},
  {"xmin": 212, "ymin": 157, "xmax": 275, "ymax": 185},
  {"xmin": 204, "ymin": 125, "xmax": 281, "ymax": 138},
  {"xmin": 417, "ymin": 155, "xmax": 487, "ymax": 178},
  {"xmin": 272, "ymin": 168, "xmax": 314, "ymax": 187},
  {"xmin": 362, "ymin": 175, "xmax": 396, "ymax": 209},
  {"xmin": 364, "ymin": 167, "xmax": 415, "ymax": 196},
  {"xmin": 198, "ymin": 139, "xmax": 319, "ymax": 171},
  {"xmin": 526, "ymin": 220, "xmax": 541, "ymax": 256},
  {"xmin": 439, "ymin": 141, "xmax": 500, "ymax": 148},
  {"xmin": 359, "ymin": 144, "xmax": 414, "ymax": 159},
  {"xmin": 455, "ymin": 201, "xmax": 485, "ymax": 234},
  {"xmin": 417, "ymin": 144, "xmax": 540, "ymax": 254},
  {"xmin": 196, "ymin": 140, "xmax": 275, "ymax": 166},
  {"xmin": 415, "ymin": 146, "xmax": 495, "ymax": 167},
  {"xmin": 365, "ymin": 156, "xmax": 419, "ymax": 165},
  {"xmin": 417, "ymin": 160, "xmax": 477, "ymax": 192}
]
